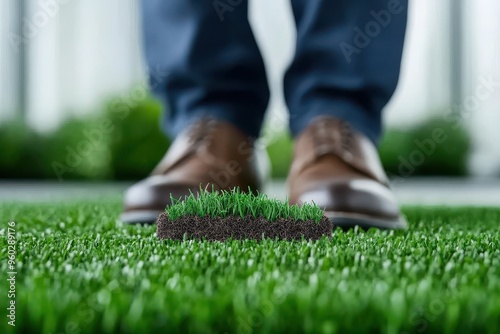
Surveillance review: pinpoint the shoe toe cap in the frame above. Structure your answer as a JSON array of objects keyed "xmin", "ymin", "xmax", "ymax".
[
  {"xmin": 297, "ymin": 178, "xmax": 401, "ymax": 220},
  {"xmin": 122, "ymin": 176, "xmax": 200, "ymax": 223}
]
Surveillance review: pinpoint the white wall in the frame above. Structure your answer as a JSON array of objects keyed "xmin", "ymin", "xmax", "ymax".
[
  {"xmin": 0, "ymin": 0, "xmax": 144, "ymax": 131},
  {"xmin": 466, "ymin": 0, "xmax": 500, "ymax": 176},
  {"xmin": 0, "ymin": 1, "xmax": 19, "ymax": 121}
]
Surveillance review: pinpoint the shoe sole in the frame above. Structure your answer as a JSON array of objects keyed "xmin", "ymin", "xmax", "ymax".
[
  {"xmin": 120, "ymin": 210, "xmax": 407, "ymax": 231},
  {"xmin": 119, "ymin": 210, "xmax": 162, "ymax": 225},
  {"xmin": 324, "ymin": 211, "xmax": 408, "ymax": 231}
]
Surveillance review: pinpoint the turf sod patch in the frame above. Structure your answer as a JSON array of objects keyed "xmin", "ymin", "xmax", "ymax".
[{"xmin": 156, "ymin": 189, "xmax": 332, "ymax": 241}]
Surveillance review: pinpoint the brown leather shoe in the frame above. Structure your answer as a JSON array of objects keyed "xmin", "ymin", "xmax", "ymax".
[
  {"xmin": 288, "ymin": 116, "xmax": 407, "ymax": 230},
  {"xmin": 121, "ymin": 117, "xmax": 262, "ymax": 224}
]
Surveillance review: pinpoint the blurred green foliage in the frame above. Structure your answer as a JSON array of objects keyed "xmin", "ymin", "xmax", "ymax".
[
  {"xmin": 45, "ymin": 117, "xmax": 112, "ymax": 180},
  {"xmin": 0, "ymin": 103, "xmax": 470, "ymax": 180},
  {"xmin": 0, "ymin": 98, "xmax": 169, "ymax": 181},
  {"xmin": 0, "ymin": 120, "xmax": 47, "ymax": 179},
  {"xmin": 104, "ymin": 99, "xmax": 170, "ymax": 180},
  {"xmin": 266, "ymin": 134, "xmax": 294, "ymax": 178},
  {"xmin": 378, "ymin": 118, "xmax": 471, "ymax": 177}
]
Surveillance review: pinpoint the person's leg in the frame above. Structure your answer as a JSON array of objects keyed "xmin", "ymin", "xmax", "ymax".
[
  {"xmin": 286, "ymin": 0, "xmax": 409, "ymax": 230},
  {"xmin": 142, "ymin": 0, "xmax": 269, "ymax": 139},
  {"xmin": 285, "ymin": 0, "xmax": 408, "ymax": 144},
  {"xmin": 122, "ymin": 1, "xmax": 269, "ymax": 224}
]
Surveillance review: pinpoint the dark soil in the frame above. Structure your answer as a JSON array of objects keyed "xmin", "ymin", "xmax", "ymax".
[{"xmin": 156, "ymin": 213, "xmax": 332, "ymax": 241}]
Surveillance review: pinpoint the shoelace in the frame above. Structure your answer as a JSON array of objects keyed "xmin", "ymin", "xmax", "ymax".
[
  {"xmin": 311, "ymin": 118, "xmax": 354, "ymax": 161},
  {"xmin": 186, "ymin": 117, "xmax": 216, "ymax": 146}
]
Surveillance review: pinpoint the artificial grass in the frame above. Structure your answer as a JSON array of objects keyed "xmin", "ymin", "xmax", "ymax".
[
  {"xmin": 1, "ymin": 200, "xmax": 500, "ymax": 334},
  {"xmin": 157, "ymin": 190, "xmax": 330, "ymax": 241},
  {"xmin": 166, "ymin": 189, "xmax": 325, "ymax": 223}
]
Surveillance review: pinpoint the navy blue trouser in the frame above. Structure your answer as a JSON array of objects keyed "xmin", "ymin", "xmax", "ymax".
[{"xmin": 142, "ymin": 0, "xmax": 408, "ymax": 144}]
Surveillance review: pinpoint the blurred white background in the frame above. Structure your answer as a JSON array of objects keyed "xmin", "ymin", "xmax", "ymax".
[{"xmin": 1, "ymin": 0, "xmax": 499, "ymax": 175}]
